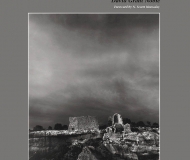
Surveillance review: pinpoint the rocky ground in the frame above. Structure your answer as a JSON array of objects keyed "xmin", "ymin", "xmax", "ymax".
[{"xmin": 29, "ymin": 128, "xmax": 159, "ymax": 160}]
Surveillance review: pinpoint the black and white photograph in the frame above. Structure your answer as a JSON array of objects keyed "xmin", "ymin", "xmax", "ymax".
[{"xmin": 29, "ymin": 14, "xmax": 160, "ymax": 160}]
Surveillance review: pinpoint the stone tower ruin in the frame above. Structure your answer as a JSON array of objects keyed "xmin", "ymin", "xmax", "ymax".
[
  {"xmin": 68, "ymin": 116, "xmax": 99, "ymax": 132},
  {"xmin": 112, "ymin": 113, "xmax": 123, "ymax": 125}
]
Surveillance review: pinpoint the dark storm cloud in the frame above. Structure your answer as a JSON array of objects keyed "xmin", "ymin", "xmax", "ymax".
[
  {"xmin": 29, "ymin": 14, "xmax": 159, "ymax": 129},
  {"xmin": 49, "ymin": 14, "xmax": 158, "ymax": 32}
]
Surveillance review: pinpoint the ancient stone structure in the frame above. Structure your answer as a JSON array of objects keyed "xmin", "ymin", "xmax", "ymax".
[
  {"xmin": 68, "ymin": 116, "xmax": 99, "ymax": 132},
  {"xmin": 104, "ymin": 113, "xmax": 135, "ymax": 145},
  {"xmin": 112, "ymin": 113, "xmax": 123, "ymax": 125},
  {"xmin": 123, "ymin": 123, "xmax": 132, "ymax": 133},
  {"xmin": 114, "ymin": 123, "xmax": 124, "ymax": 133}
]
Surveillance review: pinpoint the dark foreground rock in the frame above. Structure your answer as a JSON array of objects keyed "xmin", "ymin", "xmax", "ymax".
[{"xmin": 29, "ymin": 131, "xmax": 159, "ymax": 160}]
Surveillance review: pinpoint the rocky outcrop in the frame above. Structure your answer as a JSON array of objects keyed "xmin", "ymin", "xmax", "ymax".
[
  {"xmin": 29, "ymin": 129, "xmax": 100, "ymax": 138},
  {"xmin": 77, "ymin": 141, "xmax": 134, "ymax": 160},
  {"xmin": 102, "ymin": 113, "xmax": 159, "ymax": 159},
  {"xmin": 29, "ymin": 132, "xmax": 102, "ymax": 158},
  {"xmin": 29, "ymin": 113, "xmax": 159, "ymax": 160},
  {"xmin": 77, "ymin": 146, "xmax": 99, "ymax": 160}
]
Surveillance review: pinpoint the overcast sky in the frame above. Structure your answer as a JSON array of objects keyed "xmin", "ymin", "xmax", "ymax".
[{"xmin": 29, "ymin": 14, "xmax": 159, "ymax": 129}]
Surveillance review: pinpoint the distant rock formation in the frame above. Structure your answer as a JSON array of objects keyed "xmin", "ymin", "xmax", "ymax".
[{"xmin": 68, "ymin": 116, "xmax": 99, "ymax": 132}]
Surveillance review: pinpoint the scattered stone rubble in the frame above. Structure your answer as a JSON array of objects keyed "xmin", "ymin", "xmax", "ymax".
[
  {"xmin": 74, "ymin": 113, "xmax": 159, "ymax": 160},
  {"xmin": 101, "ymin": 113, "xmax": 159, "ymax": 160}
]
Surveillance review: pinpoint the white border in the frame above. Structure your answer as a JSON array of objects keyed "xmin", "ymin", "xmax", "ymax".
[{"xmin": 28, "ymin": 12, "xmax": 160, "ymax": 160}]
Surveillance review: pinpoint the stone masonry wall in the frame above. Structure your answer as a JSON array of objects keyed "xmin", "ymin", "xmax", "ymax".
[{"xmin": 68, "ymin": 116, "xmax": 99, "ymax": 132}]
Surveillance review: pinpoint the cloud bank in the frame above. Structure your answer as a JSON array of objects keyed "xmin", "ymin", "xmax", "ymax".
[{"xmin": 29, "ymin": 14, "xmax": 159, "ymax": 129}]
